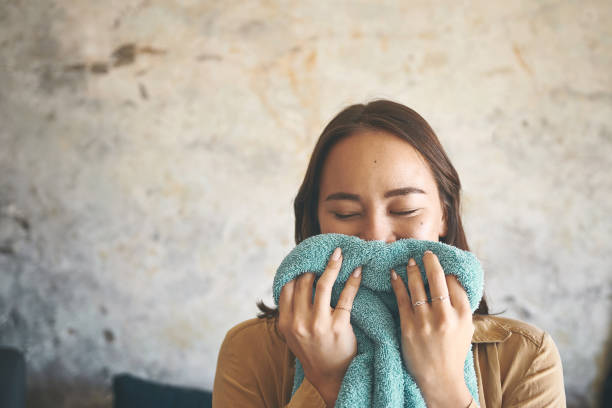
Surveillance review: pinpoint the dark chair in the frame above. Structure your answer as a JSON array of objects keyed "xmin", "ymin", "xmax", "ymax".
[
  {"xmin": 0, "ymin": 347, "xmax": 26, "ymax": 408},
  {"xmin": 113, "ymin": 373, "xmax": 212, "ymax": 408}
]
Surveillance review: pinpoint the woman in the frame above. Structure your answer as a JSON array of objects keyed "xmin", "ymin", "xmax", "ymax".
[{"xmin": 212, "ymin": 100, "xmax": 565, "ymax": 407}]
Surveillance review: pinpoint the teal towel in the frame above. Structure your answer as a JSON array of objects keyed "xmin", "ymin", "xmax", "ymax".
[{"xmin": 272, "ymin": 233, "xmax": 483, "ymax": 408}]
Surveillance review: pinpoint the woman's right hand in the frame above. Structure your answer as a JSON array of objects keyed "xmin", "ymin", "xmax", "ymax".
[{"xmin": 278, "ymin": 247, "xmax": 362, "ymax": 407}]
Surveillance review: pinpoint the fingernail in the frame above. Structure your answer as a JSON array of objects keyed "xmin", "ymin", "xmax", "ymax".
[
  {"xmin": 424, "ymin": 250, "xmax": 433, "ymax": 256},
  {"xmin": 352, "ymin": 266, "xmax": 362, "ymax": 278},
  {"xmin": 391, "ymin": 269, "xmax": 398, "ymax": 280},
  {"xmin": 408, "ymin": 258, "xmax": 416, "ymax": 266},
  {"xmin": 332, "ymin": 247, "xmax": 342, "ymax": 260}
]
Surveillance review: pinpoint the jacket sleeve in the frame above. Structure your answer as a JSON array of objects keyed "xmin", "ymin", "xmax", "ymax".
[
  {"xmin": 212, "ymin": 320, "xmax": 326, "ymax": 408},
  {"xmin": 504, "ymin": 332, "xmax": 566, "ymax": 407},
  {"xmin": 285, "ymin": 378, "xmax": 327, "ymax": 407}
]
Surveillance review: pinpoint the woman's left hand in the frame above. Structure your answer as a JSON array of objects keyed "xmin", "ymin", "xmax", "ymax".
[{"xmin": 390, "ymin": 250, "xmax": 475, "ymax": 408}]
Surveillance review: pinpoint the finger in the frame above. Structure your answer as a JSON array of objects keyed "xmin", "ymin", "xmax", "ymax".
[
  {"xmin": 279, "ymin": 279, "xmax": 295, "ymax": 314},
  {"xmin": 390, "ymin": 268, "xmax": 413, "ymax": 324},
  {"xmin": 333, "ymin": 266, "xmax": 362, "ymax": 323},
  {"xmin": 446, "ymin": 275, "xmax": 471, "ymax": 315},
  {"xmin": 406, "ymin": 258, "xmax": 428, "ymax": 312},
  {"xmin": 278, "ymin": 280, "xmax": 295, "ymax": 333},
  {"xmin": 422, "ymin": 250, "xmax": 450, "ymax": 307},
  {"xmin": 313, "ymin": 247, "xmax": 343, "ymax": 314},
  {"xmin": 293, "ymin": 272, "xmax": 315, "ymax": 312}
]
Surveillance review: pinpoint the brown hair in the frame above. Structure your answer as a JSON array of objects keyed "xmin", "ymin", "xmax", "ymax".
[{"xmin": 257, "ymin": 99, "xmax": 489, "ymax": 317}]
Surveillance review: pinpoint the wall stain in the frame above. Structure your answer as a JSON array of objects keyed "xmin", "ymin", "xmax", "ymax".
[
  {"xmin": 238, "ymin": 19, "xmax": 266, "ymax": 36},
  {"xmin": 482, "ymin": 66, "xmax": 514, "ymax": 76},
  {"xmin": 196, "ymin": 54, "xmax": 223, "ymax": 62},
  {"xmin": 379, "ymin": 34, "xmax": 389, "ymax": 51},
  {"xmin": 1, "ymin": 205, "xmax": 30, "ymax": 233},
  {"xmin": 138, "ymin": 83, "xmax": 148, "ymax": 100},
  {"xmin": 305, "ymin": 50, "xmax": 317, "ymax": 71},
  {"xmin": 0, "ymin": 245, "xmax": 15, "ymax": 255},
  {"xmin": 64, "ymin": 63, "xmax": 86, "ymax": 72},
  {"xmin": 90, "ymin": 62, "xmax": 108, "ymax": 75},
  {"xmin": 419, "ymin": 51, "xmax": 448, "ymax": 72},
  {"xmin": 112, "ymin": 44, "xmax": 137, "ymax": 67},
  {"xmin": 103, "ymin": 329, "xmax": 114, "ymax": 343},
  {"xmin": 417, "ymin": 30, "xmax": 437, "ymax": 40},
  {"xmin": 512, "ymin": 44, "xmax": 533, "ymax": 75},
  {"xmin": 550, "ymin": 86, "xmax": 612, "ymax": 103},
  {"xmin": 63, "ymin": 43, "xmax": 167, "ymax": 76},
  {"xmin": 138, "ymin": 45, "xmax": 166, "ymax": 56}
]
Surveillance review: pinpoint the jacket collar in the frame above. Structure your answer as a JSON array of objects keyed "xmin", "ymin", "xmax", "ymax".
[{"xmin": 472, "ymin": 314, "xmax": 512, "ymax": 343}]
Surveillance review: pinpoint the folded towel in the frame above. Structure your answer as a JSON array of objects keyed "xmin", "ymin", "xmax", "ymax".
[{"xmin": 272, "ymin": 233, "xmax": 484, "ymax": 408}]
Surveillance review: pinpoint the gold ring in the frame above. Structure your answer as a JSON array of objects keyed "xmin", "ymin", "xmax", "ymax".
[{"xmin": 412, "ymin": 300, "xmax": 427, "ymax": 307}]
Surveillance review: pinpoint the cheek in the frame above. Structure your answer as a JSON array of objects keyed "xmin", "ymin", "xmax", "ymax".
[
  {"xmin": 397, "ymin": 216, "xmax": 441, "ymax": 241},
  {"xmin": 318, "ymin": 212, "xmax": 348, "ymax": 234}
]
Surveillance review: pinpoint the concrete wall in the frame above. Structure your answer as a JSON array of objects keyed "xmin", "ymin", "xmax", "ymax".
[{"xmin": 1, "ymin": 1, "xmax": 610, "ymax": 406}]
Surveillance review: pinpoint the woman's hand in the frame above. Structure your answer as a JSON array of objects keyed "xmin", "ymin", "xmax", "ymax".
[
  {"xmin": 278, "ymin": 247, "xmax": 362, "ymax": 407},
  {"xmin": 390, "ymin": 250, "xmax": 475, "ymax": 408}
]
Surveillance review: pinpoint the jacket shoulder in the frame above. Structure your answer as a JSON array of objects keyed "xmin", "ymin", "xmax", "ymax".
[
  {"xmin": 487, "ymin": 315, "xmax": 547, "ymax": 347},
  {"xmin": 473, "ymin": 316, "xmax": 566, "ymax": 405},
  {"xmin": 224, "ymin": 317, "xmax": 273, "ymax": 340},
  {"xmin": 473, "ymin": 314, "xmax": 549, "ymax": 347},
  {"xmin": 220, "ymin": 316, "xmax": 284, "ymax": 356}
]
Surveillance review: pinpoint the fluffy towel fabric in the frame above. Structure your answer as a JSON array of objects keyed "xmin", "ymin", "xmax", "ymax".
[{"xmin": 272, "ymin": 233, "xmax": 484, "ymax": 408}]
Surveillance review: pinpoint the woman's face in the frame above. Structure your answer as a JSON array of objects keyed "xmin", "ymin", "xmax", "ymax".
[{"xmin": 317, "ymin": 130, "xmax": 447, "ymax": 243}]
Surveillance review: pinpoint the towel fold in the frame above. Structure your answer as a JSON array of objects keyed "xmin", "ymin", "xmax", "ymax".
[{"xmin": 272, "ymin": 233, "xmax": 484, "ymax": 408}]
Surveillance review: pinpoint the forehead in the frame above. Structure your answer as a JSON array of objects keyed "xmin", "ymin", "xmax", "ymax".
[{"xmin": 319, "ymin": 130, "xmax": 435, "ymax": 193}]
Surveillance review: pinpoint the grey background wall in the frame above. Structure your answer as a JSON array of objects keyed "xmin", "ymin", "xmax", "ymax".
[{"xmin": 1, "ymin": 0, "xmax": 610, "ymax": 407}]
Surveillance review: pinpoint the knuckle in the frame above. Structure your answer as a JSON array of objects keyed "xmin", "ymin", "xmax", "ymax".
[
  {"xmin": 458, "ymin": 305, "xmax": 471, "ymax": 319},
  {"xmin": 342, "ymin": 282, "xmax": 358, "ymax": 296},
  {"xmin": 315, "ymin": 277, "xmax": 329, "ymax": 291},
  {"xmin": 434, "ymin": 314, "xmax": 457, "ymax": 333},
  {"xmin": 435, "ymin": 319, "xmax": 450, "ymax": 333},
  {"xmin": 291, "ymin": 322, "xmax": 309, "ymax": 337},
  {"xmin": 420, "ymin": 322, "xmax": 433, "ymax": 336},
  {"xmin": 411, "ymin": 320, "xmax": 430, "ymax": 336},
  {"xmin": 336, "ymin": 296, "xmax": 350, "ymax": 309},
  {"xmin": 407, "ymin": 269, "xmax": 422, "ymax": 283},
  {"xmin": 311, "ymin": 322, "xmax": 326, "ymax": 337},
  {"xmin": 331, "ymin": 321, "xmax": 344, "ymax": 334},
  {"xmin": 396, "ymin": 293, "xmax": 409, "ymax": 308},
  {"xmin": 396, "ymin": 297, "xmax": 406, "ymax": 309}
]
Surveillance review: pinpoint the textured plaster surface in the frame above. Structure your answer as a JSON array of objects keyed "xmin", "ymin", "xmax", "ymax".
[{"xmin": 0, "ymin": 1, "xmax": 611, "ymax": 407}]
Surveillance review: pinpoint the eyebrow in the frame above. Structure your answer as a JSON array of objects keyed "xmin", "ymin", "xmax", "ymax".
[{"xmin": 324, "ymin": 187, "xmax": 426, "ymax": 202}]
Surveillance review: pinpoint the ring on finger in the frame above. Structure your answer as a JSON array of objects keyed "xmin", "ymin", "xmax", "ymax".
[
  {"xmin": 335, "ymin": 305, "xmax": 352, "ymax": 312},
  {"xmin": 412, "ymin": 300, "xmax": 428, "ymax": 307},
  {"xmin": 430, "ymin": 295, "xmax": 450, "ymax": 303}
]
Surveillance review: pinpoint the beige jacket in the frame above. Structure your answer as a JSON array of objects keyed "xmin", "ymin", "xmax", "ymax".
[{"xmin": 213, "ymin": 314, "xmax": 565, "ymax": 407}]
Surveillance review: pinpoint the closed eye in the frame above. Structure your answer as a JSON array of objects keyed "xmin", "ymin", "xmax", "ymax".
[
  {"xmin": 333, "ymin": 213, "xmax": 359, "ymax": 219},
  {"xmin": 392, "ymin": 210, "xmax": 418, "ymax": 216}
]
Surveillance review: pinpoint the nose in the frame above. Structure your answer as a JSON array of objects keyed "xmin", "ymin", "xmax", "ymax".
[{"xmin": 360, "ymin": 211, "xmax": 396, "ymax": 243}]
